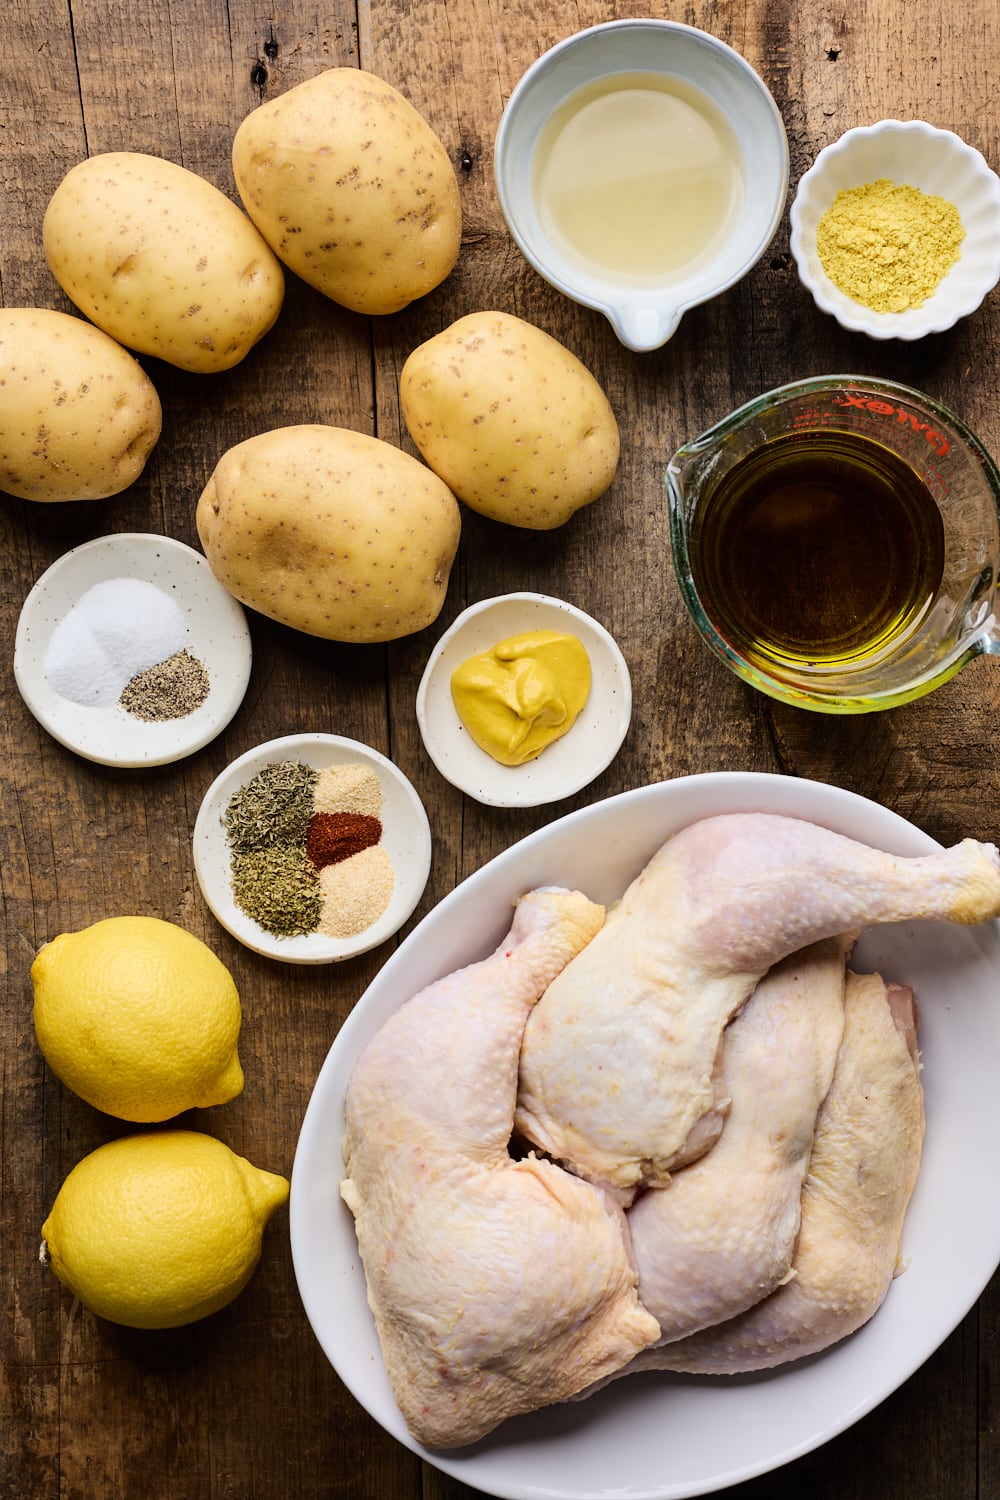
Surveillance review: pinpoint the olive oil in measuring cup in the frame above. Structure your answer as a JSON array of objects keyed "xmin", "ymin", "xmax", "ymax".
[
  {"xmin": 531, "ymin": 71, "xmax": 744, "ymax": 282},
  {"xmin": 689, "ymin": 430, "xmax": 946, "ymax": 670}
]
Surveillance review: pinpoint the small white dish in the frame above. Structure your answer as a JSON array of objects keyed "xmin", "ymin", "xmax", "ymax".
[
  {"xmin": 13, "ymin": 533, "xmax": 252, "ymax": 767},
  {"xmin": 415, "ymin": 593, "xmax": 631, "ymax": 808},
  {"xmin": 494, "ymin": 18, "xmax": 789, "ymax": 351},
  {"xmin": 193, "ymin": 733, "xmax": 432, "ymax": 964},
  {"xmin": 291, "ymin": 771, "xmax": 1000, "ymax": 1498},
  {"xmin": 790, "ymin": 119, "xmax": 1000, "ymax": 340}
]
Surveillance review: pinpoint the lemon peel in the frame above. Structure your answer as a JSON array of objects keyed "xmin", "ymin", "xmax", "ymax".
[
  {"xmin": 31, "ymin": 914, "xmax": 243, "ymax": 1122},
  {"xmin": 40, "ymin": 1130, "xmax": 289, "ymax": 1329}
]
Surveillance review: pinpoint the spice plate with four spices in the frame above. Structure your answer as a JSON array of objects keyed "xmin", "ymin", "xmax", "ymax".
[
  {"xmin": 193, "ymin": 733, "xmax": 432, "ymax": 964},
  {"xmin": 13, "ymin": 533, "xmax": 253, "ymax": 767}
]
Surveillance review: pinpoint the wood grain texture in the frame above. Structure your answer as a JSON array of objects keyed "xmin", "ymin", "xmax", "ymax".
[{"xmin": 2, "ymin": 0, "xmax": 999, "ymax": 1496}]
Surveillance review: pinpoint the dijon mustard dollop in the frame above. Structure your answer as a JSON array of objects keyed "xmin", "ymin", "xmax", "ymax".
[{"xmin": 450, "ymin": 629, "xmax": 591, "ymax": 766}]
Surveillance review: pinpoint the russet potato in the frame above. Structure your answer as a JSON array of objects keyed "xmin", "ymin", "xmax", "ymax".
[
  {"xmin": 0, "ymin": 308, "xmax": 162, "ymax": 502},
  {"xmin": 196, "ymin": 424, "xmax": 461, "ymax": 643},
  {"xmin": 232, "ymin": 68, "xmax": 462, "ymax": 315},
  {"xmin": 42, "ymin": 152, "xmax": 285, "ymax": 374},
  {"xmin": 399, "ymin": 311, "xmax": 620, "ymax": 529}
]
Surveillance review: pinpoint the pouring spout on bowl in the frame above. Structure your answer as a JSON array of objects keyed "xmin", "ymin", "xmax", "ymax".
[{"xmin": 608, "ymin": 302, "xmax": 684, "ymax": 352}]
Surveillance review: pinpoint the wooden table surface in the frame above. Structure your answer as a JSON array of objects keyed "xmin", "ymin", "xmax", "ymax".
[{"xmin": 5, "ymin": 1, "xmax": 1000, "ymax": 1496}]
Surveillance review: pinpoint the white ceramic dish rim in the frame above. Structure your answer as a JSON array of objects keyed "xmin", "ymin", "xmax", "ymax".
[
  {"xmin": 415, "ymin": 592, "xmax": 632, "ymax": 808},
  {"xmin": 789, "ymin": 118, "xmax": 1000, "ymax": 340},
  {"xmin": 290, "ymin": 769, "xmax": 1000, "ymax": 1499},
  {"xmin": 12, "ymin": 532, "xmax": 252, "ymax": 767},
  {"xmin": 494, "ymin": 18, "xmax": 791, "ymax": 351},
  {"xmin": 192, "ymin": 732, "xmax": 432, "ymax": 965}
]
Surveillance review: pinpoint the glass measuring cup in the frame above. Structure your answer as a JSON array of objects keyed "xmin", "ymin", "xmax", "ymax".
[{"xmin": 666, "ymin": 375, "xmax": 1000, "ymax": 712}]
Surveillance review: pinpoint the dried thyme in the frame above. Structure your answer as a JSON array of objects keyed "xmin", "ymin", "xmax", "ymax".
[
  {"xmin": 230, "ymin": 846, "xmax": 322, "ymax": 936},
  {"xmin": 223, "ymin": 760, "xmax": 319, "ymax": 853}
]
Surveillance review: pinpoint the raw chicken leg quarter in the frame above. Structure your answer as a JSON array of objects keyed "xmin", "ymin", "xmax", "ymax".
[
  {"xmin": 515, "ymin": 813, "xmax": 1000, "ymax": 1190},
  {"xmin": 621, "ymin": 970, "xmax": 926, "ymax": 1377},
  {"xmin": 340, "ymin": 887, "xmax": 659, "ymax": 1450},
  {"xmin": 627, "ymin": 934, "xmax": 851, "ymax": 1342}
]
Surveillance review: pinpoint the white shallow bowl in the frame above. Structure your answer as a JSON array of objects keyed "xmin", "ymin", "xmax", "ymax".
[
  {"xmin": 494, "ymin": 18, "xmax": 789, "ymax": 351},
  {"xmin": 193, "ymin": 733, "xmax": 431, "ymax": 964},
  {"xmin": 416, "ymin": 593, "xmax": 632, "ymax": 808},
  {"xmin": 790, "ymin": 119, "xmax": 1000, "ymax": 339},
  {"xmin": 13, "ymin": 533, "xmax": 252, "ymax": 767},
  {"xmin": 291, "ymin": 770, "xmax": 1000, "ymax": 1499}
]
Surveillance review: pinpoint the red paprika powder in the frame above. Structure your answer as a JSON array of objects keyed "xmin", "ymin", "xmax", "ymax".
[{"xmin": 305, "ymin": 810, "xmax": 382, "ymax": 870}]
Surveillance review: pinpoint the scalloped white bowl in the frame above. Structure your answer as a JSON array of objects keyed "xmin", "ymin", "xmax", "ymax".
[{"xmin": 790, "ymin": 119, "xmax": 1000, "ymax": 340}]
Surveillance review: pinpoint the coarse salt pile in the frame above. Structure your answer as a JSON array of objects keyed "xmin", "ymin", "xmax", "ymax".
[{"xmin": 45, "ymin": 578, "xmax": 187, "ymax": 708}]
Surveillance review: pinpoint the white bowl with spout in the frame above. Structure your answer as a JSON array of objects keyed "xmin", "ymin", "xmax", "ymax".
[{"xmin": 494, "ymin": 19, "xmax": 789, "ymax": 351}]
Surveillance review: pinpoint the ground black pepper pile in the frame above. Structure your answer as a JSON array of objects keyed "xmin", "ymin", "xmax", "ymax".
[{"xmin": 120, "ymin": 648, "xmax": 210, "ymax": 721}]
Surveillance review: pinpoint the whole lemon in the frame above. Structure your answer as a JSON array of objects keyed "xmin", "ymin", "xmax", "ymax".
[
  {"xmin": 40, "ymin": 1130, "xmax": 289, "ymax": 1328},
  {"xmin": 31, "ymin": 915, "xmax": 244, "ymax": 1122}
]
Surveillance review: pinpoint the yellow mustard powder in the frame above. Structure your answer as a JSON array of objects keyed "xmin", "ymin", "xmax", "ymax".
[{"xmin": 816, "ymin": 177, "xmax": 964, "ymax": 313}]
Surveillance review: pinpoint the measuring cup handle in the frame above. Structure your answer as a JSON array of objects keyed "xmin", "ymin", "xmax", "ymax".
[{"xmin": 981, "ymin": 618, "xmax": 1000, "ymax": 657}]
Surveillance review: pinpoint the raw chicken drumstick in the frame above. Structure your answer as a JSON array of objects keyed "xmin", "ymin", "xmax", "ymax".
[
  {"xmin": 628, "ymin": 935, "xmax": 850, "ymax": 1343},
  {"xmin": 340, "ymin": 888, "xmax": 660, "ymax": 1451},
  {"xmin": 516, "ymin": 813, "xmax": 1000, "ymax": 1190},
  {"xmin": 619, "ymin": 971, "xmax": 925, "ymax": 1376}
]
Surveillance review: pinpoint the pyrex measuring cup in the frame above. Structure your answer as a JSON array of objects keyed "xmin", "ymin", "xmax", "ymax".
[{"xmin": 666, "ymin": 375, "xmax": 1000, "ymax": 712}]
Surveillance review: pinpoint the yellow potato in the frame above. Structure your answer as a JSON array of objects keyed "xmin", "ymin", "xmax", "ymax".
[
  {"xmin": 196, "ymin": 424, "xmax": 461, "ymax": 643},
  {"xmin": 399, "ymin": 311, "xmax": 620, "ymax": 529},
  {"xmin": 232, "ymin": 68, "xmax": 462, "ymax": 315},
  {"xmin": 42, "ymin": 152, "xmax": 285, "ymax": 374},
  {"xmin": 0, "ymin": 308, "xmax": 162, "ymax": 502}
]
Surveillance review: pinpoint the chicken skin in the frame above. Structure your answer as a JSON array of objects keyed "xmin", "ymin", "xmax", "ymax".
[
  {"xmin": 340, "ymin": 888, "xmax": 660, "ymax": 1451},
  {"xmin": 628, "ymin": 935, "xmax": 850, "ymax": 1342},
  {"xmin": 622, "ymin": 970, "xmax": 924, "ymax": 1375},
  {"xmin": 516, "ymin": 814, "xmax": 1000, "ymax": 1190}
]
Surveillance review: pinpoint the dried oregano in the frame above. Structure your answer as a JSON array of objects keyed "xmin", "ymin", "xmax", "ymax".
[{"xmin": 229, "ymin": 846, "xmax": 322, "ymax": 937}]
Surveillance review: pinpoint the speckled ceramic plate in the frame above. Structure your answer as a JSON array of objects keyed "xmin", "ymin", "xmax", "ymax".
[
  {"xmin": 13, "ymin": 532, "xmax": 252, "ymax": 767},
  {"xmin": 193, "ymin": 733, "xmax": 432, "ymax": 964},
  {"xmin": 291, "ymin": 771, "xmax": 1000, "ymax": 1499}
]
